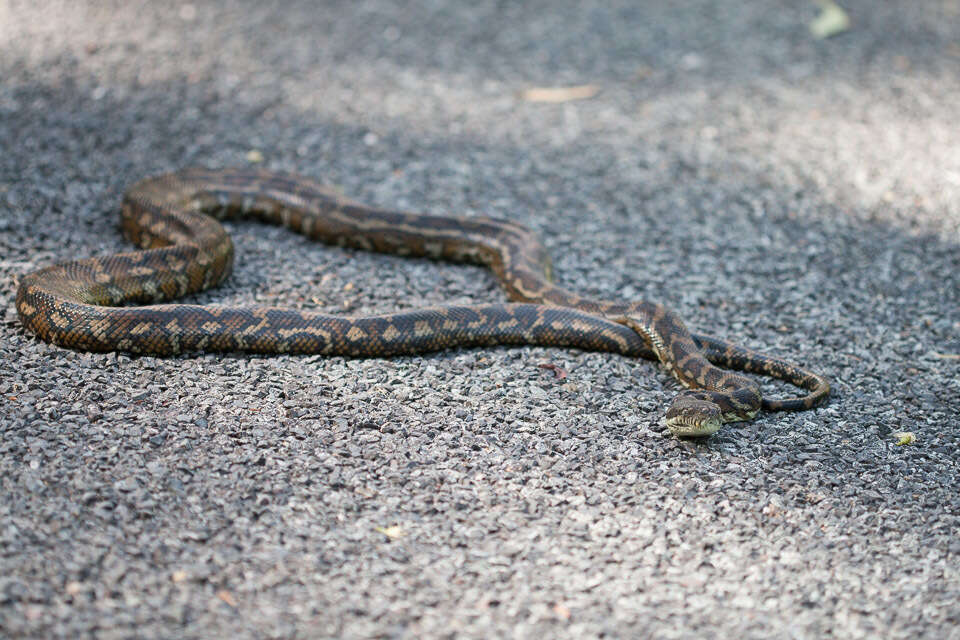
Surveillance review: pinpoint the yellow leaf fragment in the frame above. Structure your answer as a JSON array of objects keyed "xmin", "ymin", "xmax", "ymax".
[
  {"xmin": 375, "ymin": 525, "xmax": 405, "ymax": 540},
  {"xmin": 810, "ymin": 0, "xmax": 850, "ymax": 39},
  {"xmin": 520, "ymin": 85, "xmax": 600, "ymax": 103},
  {"xmin": 893, "ymin": 432, "xmax": 916, "ymax": 446}
]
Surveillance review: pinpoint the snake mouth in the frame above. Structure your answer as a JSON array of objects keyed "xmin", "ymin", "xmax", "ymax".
[{"xmin": 664, "ymin": 415, "xmax": 722, "ymax": 437}]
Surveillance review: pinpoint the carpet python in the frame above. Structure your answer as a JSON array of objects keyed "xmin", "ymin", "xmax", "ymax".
[{"xmin": 16, "ymin": 167, "xmax": 830, "ymax": 436}]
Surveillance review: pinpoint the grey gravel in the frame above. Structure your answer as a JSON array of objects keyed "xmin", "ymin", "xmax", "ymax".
[{"xmin": 1, "ymin": 1, "xmax": 959, "ymax": 638}]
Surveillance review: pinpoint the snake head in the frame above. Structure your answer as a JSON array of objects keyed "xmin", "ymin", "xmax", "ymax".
[{"xmin": 664, "ymin": 391, "xmax": 723, "ymax": 437}]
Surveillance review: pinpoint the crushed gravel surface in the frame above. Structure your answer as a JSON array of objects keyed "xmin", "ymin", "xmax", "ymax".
[{"xmin": 1, "ymin": 1, "xmax": 958, "ymax": 638}]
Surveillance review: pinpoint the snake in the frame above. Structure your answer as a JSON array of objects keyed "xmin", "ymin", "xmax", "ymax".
[{"xmin": 15, "ymin": 167, "xmax": 829, "ymax": 436}]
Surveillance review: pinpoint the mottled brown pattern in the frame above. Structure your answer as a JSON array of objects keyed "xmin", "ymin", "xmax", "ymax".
[{"xmin": 16, "ymin": 167, "xmax": 829, "ymax": 436}]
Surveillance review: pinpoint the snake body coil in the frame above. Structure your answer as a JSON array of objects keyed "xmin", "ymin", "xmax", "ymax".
[{"xmin": 16, "ymin": 168, "xmax": 829, "ymax": 436}]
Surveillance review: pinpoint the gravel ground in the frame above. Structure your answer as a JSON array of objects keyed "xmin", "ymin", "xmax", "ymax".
[{"xmin": 1, "ymin": 1, "xmax": 958, "ymax": 638}]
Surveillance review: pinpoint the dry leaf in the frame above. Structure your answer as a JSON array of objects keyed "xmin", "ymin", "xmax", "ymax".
[
  {"xmin": 216, "ymin": 590, "xmax": 237, "ymax": 607},
  {"xmin": 520, "ymin": 85, "xmax": 600, "ymax": 103},
  {"xmin": 810, "ymin": 0, "xmax": 850, "ymax": 39},
  {"xmin": 537, "ymin": 362, "xmax": 568, "ymax": 380}
]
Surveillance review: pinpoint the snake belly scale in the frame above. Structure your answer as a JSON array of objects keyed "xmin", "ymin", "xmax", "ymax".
[{"xmin": 16, "ymin": 167, "xmax": 829, "ymax": 436}]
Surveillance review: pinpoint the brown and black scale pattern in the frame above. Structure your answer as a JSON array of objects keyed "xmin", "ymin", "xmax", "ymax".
[{"xmin": 16, "ymin": 168, "xmax": 829, "ymax": 436}]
